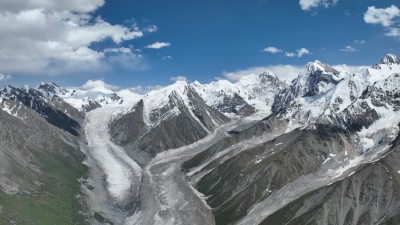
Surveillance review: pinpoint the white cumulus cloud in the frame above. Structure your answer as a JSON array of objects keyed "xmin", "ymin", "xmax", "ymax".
[
  {"xmin": 219, "ymin": 65, "xmax": 304, "ymax": 83},
  {"xmin": 340, "ymin": 45, "xmax": 357, "ymax": 52},
  {"xmin": 0, "ymin": 73, "xmax": 11, "ymax": 81},
  {"xmin": 353, "ymin": 40, "xmax": 366, "ymax": 45},
  {"xmin": 364, "ymin": 5, "xmax": 400, "ymax": 27},
  {"xmin": 81, "ymin": 79, "xmax": 119, "ymax": 91},
  {"xmin": 72, "ymin": 79, "xmax": 163, "ymax": 95},
  {"xmin": 364, "ymin": 5, "xmax": 400, "ymax": 38},
  {"xmin": 299, "ymin": 0, "xmax": 338, "ymax": 11},
  {"xmin": 266, "ymin": 47, "xmax": 311, "ymax": 58},
  {"xmin": 285, "ymin": 48, "xmax": 311, "ymax": 58},
  {"xmin": 144, "ymin": 25, "xmax": 158, "ymax": 33},
  {"xmin": 128, "ymin": 85, "xmax": 164, "ymax": 94},
  {"xmin": 285, "ymin": 52, "xmax": 296, "ymax": 57},
  {"xmin": 0, "ymin": 0, "xmax": 105, "ymax": 13},
  {"xmin": 162, "ymin": 55, "xmax": 173, "ymax": 60},
  {"xmin": 297, "ymin": 48, "xmax": 310, "ymax": 57},
  {"xmin": 170, "ymin": 76, "xmax": 188, "ymax": 82},
  {"xmin": 386, "ymin": 27, "xmax": 400, "ymax": 37},
  {"xmin": 333, "ymin": 65, "xmax": 368, "ymax": 74},
  {"xmin": 104, "ymin": 47, "xmax": 133, "ymax": 54},
  {"xmin": 263, "ymin": 47, "xmax": 282, "ymax": 54},
  {"xmin": 0, "ymin": 0, "xmax": 147, "ymax": 76},
  {"xmin": 145, "ymin": 42, "xmax": 171, "ymax": 49}
]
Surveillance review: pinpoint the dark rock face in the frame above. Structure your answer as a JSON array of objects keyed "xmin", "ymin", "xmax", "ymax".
[
  {"xmin": 186, "ymin": 86, "xmax": 231, "ymax": 130},
  {"xmin": 273, "ymin": 61, "xmax": 342, "ymax": 113},
  {"xmin": 260, "ymin": 164, "xmax": 400, "ymax": 225},
  {"xmin": 189, "ymin": 125, "xmax": 352, "ymax": 225},
  {"xmin": 321, "ymin": 100, "xmax": 380, "ymax": 132},
  {"xmin": 137, "ymin": 110, "xmax": 208, "ymax": 157},
  {"xmin": 216, "ymin": 93, "xmax": 256, "ymax": 117},
  {"xmin": 48, "ymin": 96, "xmax": 85, "ymax": 124},
  {"xmin": 109, "ymin": 84, "xmax": 230, "ymax": 159},
  {"xmin": 369, "ymin": 73, "xmax": 400, "ymax": 108},
  {"xmin": 373, "ymin": 54, "xmax": 400, "ymax": 69},
  {"xmin": 110, "ymin": 100, "xmax": 146, "ymax": 146},
  {"xmin": 82, "ymin": 98, "xmax": 102, "ymax": 112},
  {"xmin": 1, "ymin": 86, "xmax": 81, "ymax": 136},
  {"xmin": 260, "ymin": 141, "xmax": 400, "ymax": 225},
  {"xmin": 37, "ymin": 82, "xmax": 67, "ymax": 96}
]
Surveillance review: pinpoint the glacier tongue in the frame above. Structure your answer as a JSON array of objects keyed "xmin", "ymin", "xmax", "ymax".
[
  {"xmin": 84, "ymin": 106, "xmax": 142, "ymax": 202},
  {"xmin": 82, "ymin": 99, "xmax": 143, "ymax": 224}
]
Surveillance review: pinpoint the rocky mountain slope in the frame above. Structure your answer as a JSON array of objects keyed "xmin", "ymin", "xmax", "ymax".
[
  {"xmin": 0, "ymin": 88, "xmax": 87, "ymax": 224},
  {"xmin": 183, "ymin": 54, "xmax": 400, "ymax": 225}
]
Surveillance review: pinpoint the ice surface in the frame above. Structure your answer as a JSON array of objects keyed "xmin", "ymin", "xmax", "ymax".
[{"xmin": 84, "ymin": 103, "xmax": 142, "ymax": 203}]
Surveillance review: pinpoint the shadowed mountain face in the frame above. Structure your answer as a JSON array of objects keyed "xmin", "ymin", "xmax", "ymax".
[
  {"xmin": 186, "ymin": 124, "xmax": 354, "ymax": 225},
  {"xmin": 109, "ymin": 82, "xmax": 230, "ymax": 162},
  {"xmin": 259, "ymin": 132, "xmax": 400, "ymax": 225},
  {"xmin": 1, "ymin": 85, "xmax": 81, "ymax": 136}
]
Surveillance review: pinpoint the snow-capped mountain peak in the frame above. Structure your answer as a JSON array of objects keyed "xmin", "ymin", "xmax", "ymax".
[
  {"xmin": 37, "ymin": 82, "xmax": 67, "ymax": 97},
  {"xmin": 290, "ymin": 60, "xmax": 346, "ymax": 99},
  {"xmin": 362, "ymin": 54, "xmax": 400, "ymax": 84},
  {"xmin": 142, "ymin": 80, "xmax": 194, "ymax": 125},
  {"xmin": 192, "ymin": 71, "xmax": 285, "ymax": 118},
  {"xmin": 144, "ymin": 80, "xmax": 189, "ymax": 108},
  {"xmin": 379, "ymin": 53, "xmax": 400, "ymax": 65},
  {"xmin": 237, "ymin": 70, "xmax": 280, "ymax": 87},
  {"xmin": 303, "ymin": 60, "xmax": 340, "ymax": 76}
]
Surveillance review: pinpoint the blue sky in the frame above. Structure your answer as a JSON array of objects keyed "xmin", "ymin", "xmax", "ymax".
[{"xmin": 0, "ymin": 0, "xmax": 399, "ymax": 89}]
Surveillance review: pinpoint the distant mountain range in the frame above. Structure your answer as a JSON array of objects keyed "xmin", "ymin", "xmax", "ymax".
[{"xmin": 1, "ymin": 54, "xmax": 400, "ymax": 225}]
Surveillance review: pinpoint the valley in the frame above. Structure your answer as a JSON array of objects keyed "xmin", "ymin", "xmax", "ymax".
[{"xmin": 1, "ymin": 54, "xmax": 400, "ymax": 225}]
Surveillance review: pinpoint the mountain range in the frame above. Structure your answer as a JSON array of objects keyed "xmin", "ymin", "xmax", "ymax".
[{"xmin": 1, "ymin": 54, "xmax": 400, "ymax": 225}]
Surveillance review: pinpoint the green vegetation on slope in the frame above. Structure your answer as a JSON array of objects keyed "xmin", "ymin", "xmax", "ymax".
[{"xmin": 0, "ymin": 145, "xmax": 87, "ymax": 225}]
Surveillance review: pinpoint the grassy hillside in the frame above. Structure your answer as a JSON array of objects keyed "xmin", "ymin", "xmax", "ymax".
[{"xmin": 0, "ymin": 145, "xmax": 87, "ymax": 225}]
